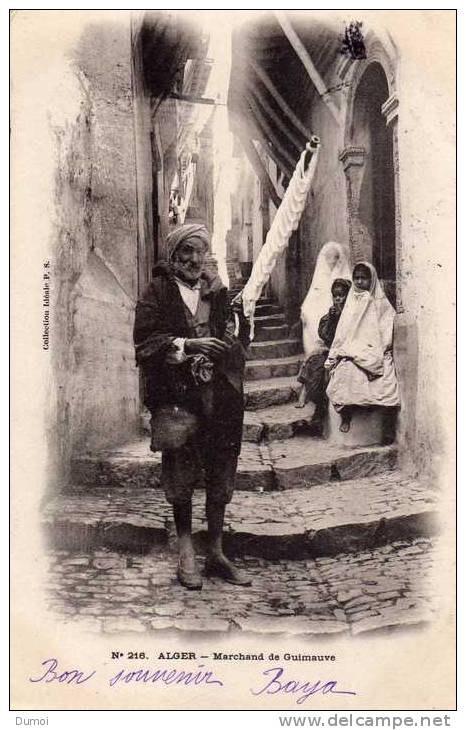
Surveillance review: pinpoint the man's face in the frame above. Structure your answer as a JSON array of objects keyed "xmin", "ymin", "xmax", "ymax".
[{"xmin": 171, "ymin": 237, "xmax": 206, "ymax": 283}]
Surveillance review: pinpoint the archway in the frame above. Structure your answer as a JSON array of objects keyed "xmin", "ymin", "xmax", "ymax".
[{"xmin": 342, "ymin": 62, "xmax": 397, "ymax": 305}]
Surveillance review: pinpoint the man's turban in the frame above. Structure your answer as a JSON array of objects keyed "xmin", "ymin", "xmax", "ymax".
[{"xmin": 166, "ymin": 224, "xmax": 210, "ymax": 261}]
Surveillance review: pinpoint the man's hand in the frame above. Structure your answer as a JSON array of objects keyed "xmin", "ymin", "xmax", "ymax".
[{"xmin": 185, "ymin": 337, "xmax": 228, "ymax": 359}]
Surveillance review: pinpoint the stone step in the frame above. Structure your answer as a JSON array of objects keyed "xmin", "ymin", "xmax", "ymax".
[
  {"xmin": 254, "ymin": 313, "xmax": 286, "ymax": 326},
  {"xmin": 71, "ymin": 440, "xmax": 274, "ymax": 493},
  {"xmin": 244, "ymin": 375, "xmax": 300, "ymax": 409},
  {"xmin": 243, "ymin": 402, "xmax": 316, "ymax": 442},
  {"xmin": 228, "ymin": 291, "xmax": 274, "ymax": 306},
  {"xmin": 70, "ymin": 436, "xmax": 397, "ymax": 493},
  {"xmin": 253, "ymin": 324, "xmax": 289, "ymax": 342},
  {"xmin": 43, "ymin": 471, "xmax": 438, "ymax": 560},
  {"xmin": 245, "ymin": 353, "xmax": 303, "ymax": 381},
  {"xmin": 266, "ymin": 437, "xmax": 398, "ymax": 489},
  {"xmin": 247, "ymin": 338, "xmax": 301, "ymax": 361},
  {"xmin": 254, "ymin": 303, "xmax": 282, "ymax": 317}
]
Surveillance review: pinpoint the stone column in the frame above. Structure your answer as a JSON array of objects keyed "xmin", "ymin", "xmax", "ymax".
[{"xmin": 339, "ymin": 145, "xmax": 373, "ymax": 263}]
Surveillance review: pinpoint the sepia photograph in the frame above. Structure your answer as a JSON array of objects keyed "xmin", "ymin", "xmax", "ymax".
[{"xmin": 10, "ymin": 8, "xmax": 456, "ymax": 711}]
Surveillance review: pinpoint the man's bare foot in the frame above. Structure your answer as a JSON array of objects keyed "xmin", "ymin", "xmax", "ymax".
[
  {"xmin": 177, "ymin": 543, "xmax": 202, "ymax": 590},
  {"xmin": 205, "ymin": 553, "xmax": 252, "ymax": 586}
]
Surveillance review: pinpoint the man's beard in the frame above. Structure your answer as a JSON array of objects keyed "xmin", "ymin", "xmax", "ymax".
[{"xmin": 173, "ymin": 262, "xmax": 203, "ymax": 282}]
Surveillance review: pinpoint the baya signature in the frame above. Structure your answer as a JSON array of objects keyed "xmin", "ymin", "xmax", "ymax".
[{"xmin": 251, "ymin": 666, "xmax": 357, "ymax": 705}]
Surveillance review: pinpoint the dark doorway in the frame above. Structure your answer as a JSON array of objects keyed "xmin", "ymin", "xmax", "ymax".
[{"xmin": 352, "ymin": 63, "xmax": 396, "ymax": 305}]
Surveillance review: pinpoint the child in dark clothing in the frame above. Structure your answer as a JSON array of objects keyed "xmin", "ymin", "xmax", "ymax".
[{"xmin": 295, "ymin": 278, "xmax": 352, "ymax": 431}]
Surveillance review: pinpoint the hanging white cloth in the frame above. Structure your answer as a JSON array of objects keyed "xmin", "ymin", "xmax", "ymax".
[
  {"xmin": 235, "ymin": 138, "xmax": 321, "ymax": 339},
  {"xmin": 300, "ymin": 241, "xmax": 352, "ymax": 356}
]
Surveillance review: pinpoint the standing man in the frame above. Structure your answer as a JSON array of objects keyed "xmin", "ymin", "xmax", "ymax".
[{"xmin": 134, "ymin": 224, "xmax": 251, "ymax": 590}]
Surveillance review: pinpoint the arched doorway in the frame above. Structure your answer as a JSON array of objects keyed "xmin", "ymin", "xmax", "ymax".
[{"xmin": 341, "ymin": 61, "xmax": 397, "ymax": 305}]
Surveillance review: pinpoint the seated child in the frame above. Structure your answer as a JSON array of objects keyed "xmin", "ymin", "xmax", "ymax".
[
  {"xmin": 325, "ymin": 262, "xmax": 400, "ymax": 433},
  {"xmin": 296, "ymin": 278, "xmax": 352, "ymax": 433}
]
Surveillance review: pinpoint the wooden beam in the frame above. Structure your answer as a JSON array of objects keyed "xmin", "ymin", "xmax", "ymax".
[
  {"xmin": 250, "ymin": 59, "xmax": 313, "ymax": 141},
  {"xmin": 168, "ymin": 92, "xmax": 221, "ymax": 106},
  {"xmin": 238, "ymin": 131, "xmax": 283, "ymax": 210},
  {"xmin": 275, "ymin": 10, "xmax": 341, "ymax": 124},
  {"xmin": 246, "ymin": 79, "xmax": 305, "ymax": 155},
  {"xmin": 246, "ymin": 94, "xmax": 297, "ymax": 171},
  {"xmin": 235, "ymin": 98, "xmax": 294, "ymax": 179},
  {"xmin": 231, "ymin": 101, "xmax": 289, "ymax": 203}
]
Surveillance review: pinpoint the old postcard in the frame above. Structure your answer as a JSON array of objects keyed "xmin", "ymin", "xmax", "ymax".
[{"xmin": 10, "ymin": 9, "xmax": 456, "ymax": 711}]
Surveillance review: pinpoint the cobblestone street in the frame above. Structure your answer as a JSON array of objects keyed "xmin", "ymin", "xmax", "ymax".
[{"xmin": 46, "ymin": 536, "xmax": 437, "ymax": 637}]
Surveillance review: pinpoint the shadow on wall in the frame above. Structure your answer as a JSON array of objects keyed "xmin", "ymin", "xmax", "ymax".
[
  {"xmin": 70, "ymin": 251, "xmax": 140, "ymax": 451},
  {"xmin": 49, "ymin": 251, "xmax": 140, "ymax": 490},
  {"xmin": 394, "ymin": 312, "xmax": 419, "ymax": 474}
]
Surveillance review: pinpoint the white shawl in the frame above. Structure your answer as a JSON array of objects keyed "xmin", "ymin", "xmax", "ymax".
[
  {"xmin": 301, "ymin": 242, "xmax": 352, "ymax": 356},
  {"xmin": 325, "ymin": 261, "xmax": 395, "ymax": 375}
]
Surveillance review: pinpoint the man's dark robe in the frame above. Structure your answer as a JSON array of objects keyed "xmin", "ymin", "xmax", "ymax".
[{"xmin": 133, "ymin": 262, "xmax": 249, "ymax": 454}]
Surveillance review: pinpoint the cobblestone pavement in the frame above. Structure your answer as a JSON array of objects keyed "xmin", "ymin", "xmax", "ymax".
[
  {"xmin": 45, "ymin": 536, "xmax": 437, "ymax": 636},
  {"xmin": 43, "ymin": 471, "xmax": 436, "ymax": 536}
]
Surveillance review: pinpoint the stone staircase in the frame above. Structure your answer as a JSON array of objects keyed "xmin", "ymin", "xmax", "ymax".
[{"xmin": 44, "ymin": 287, "xmax": 438, "ymax": 559}]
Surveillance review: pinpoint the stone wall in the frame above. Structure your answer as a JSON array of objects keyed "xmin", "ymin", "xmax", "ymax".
[
  {"xmin": 393, "ymin": 14, "xmax": 455, "ymax": 480},
  {"xmin": 19, "ymin": 15, "xmax": 142, "ymax": 487}
]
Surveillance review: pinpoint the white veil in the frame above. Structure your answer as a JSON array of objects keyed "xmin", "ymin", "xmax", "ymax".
[{"xmin": 300, "ymin": 241, "xmax": 352, "ymax": 356}]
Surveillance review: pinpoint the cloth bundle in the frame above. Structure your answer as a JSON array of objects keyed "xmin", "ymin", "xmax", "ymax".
[
  {"xmin": 190, "ymin": 354, "xmax": 214, "ymax": 385},
  {"xmin": 238, "ymin": 137, "xmax": 320, "ymax": 338}
]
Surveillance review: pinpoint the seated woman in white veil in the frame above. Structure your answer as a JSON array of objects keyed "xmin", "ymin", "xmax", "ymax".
[
  {"xmin": 325, "ymin": 261, "xmax": 400, "ymax": 433},
  {"xmin": 296, "ymin": 242, "xmax": 351, "ymax": 432}
]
